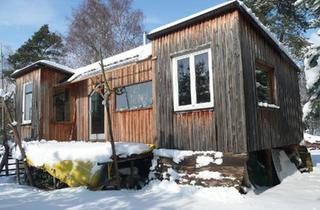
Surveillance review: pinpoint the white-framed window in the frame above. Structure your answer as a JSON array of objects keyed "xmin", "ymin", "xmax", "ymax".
[
  {"xmin": 172, "ymin": 48, "xmax": 214, "ymax": 111},
  {"xmin": 22, "ymin": 82, "xmax": 33, "ymax": 124}
]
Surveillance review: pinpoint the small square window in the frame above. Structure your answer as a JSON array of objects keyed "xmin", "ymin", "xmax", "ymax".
[{"xmin": 255, "ymin": 62, "xmax": 276, "ymax": 105}]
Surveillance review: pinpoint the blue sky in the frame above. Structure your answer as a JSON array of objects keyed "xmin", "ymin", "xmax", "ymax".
[{"xmin": 0, "ymin": 0, "xmax": 319, "ymax": 51}]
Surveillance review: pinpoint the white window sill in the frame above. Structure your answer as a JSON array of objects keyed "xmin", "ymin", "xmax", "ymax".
[
  {"xmin": 258, "ymin": 102, "xmax": 280, "ymax": 109},
  {"xmin": 21, "ymin": 121, "xmax": 31, "ymax": 125},
  {"xmin": 174, "ymin": 104, "xmax": 214, "ymax": 112}
]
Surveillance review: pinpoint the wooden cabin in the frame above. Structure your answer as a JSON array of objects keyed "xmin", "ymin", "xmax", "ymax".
[{"xmin": 11, "ymin": 1, "xmax": 303, "ymax": 155}]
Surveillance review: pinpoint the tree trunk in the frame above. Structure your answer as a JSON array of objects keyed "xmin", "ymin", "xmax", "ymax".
[
  {"xmin": 105, "ymin": 98, "xmax": 120, "ymax": 190},
  {"xmin": 3, "ymin": 99, "xmax": 34, "ymax": 186},
  {"xmin": 99, "ymin": 52, "xmax": 121, "ymax": 190}
]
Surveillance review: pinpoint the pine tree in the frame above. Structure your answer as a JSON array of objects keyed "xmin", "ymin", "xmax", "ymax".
[
  {"xmin": 8, "ymin": 25, "xmax": 65, "ymax": 69},
  {"xmin": 243, "ymin": 0, "xmax": 314, "ymax": 60},
  {"xmin": 299, "ymin": 0, "xmax": 320, "ymax": 130},
  {"xmin": 296, "ymin": 0, "xmax": 320, "ymax": 16}
]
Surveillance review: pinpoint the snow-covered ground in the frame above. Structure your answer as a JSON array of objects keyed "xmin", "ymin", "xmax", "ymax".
[
  {"xmin": 304, "ymin": 133, "xmax": 320, "ymax": 144},
  {"xmin": 0, "ymin": 152, "xmax": 319, "ymax": 210}
]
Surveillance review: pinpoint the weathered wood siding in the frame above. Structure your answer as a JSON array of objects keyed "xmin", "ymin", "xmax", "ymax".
[
  {"xmin": 15, "ymin": 69, "xmax": 41, "ymax": 140},
  {"xmin": 152, "ymin": 11, "xmax": 247, "ymax": 152},
  {"xmin": 75, "ymin": 59, "xmax": 154, "ymax": 144},
  {"xmin": 40, "ymin": 68, "xmax": 76, "ymax": 141},
  {"xmin": 239, "ymin": 15, "xmax": 303, "ymax": 152}
]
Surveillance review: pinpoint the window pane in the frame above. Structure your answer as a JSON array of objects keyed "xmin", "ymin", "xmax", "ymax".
[
  {"xmin": 195, "ymin": 52, "xmax": 210, "ymax": 103},
  {"xmin": 54, "ymin": 90, "xmax": 70, "ymax": 122},
  {"xmin": 177, "ymin": 58, "xmax": 191, "ymax": 106},
  {"xmin": 116, "ymin": 81, "xmax": 152, "ymax": 111},
  {"xmin": 25, "ymin": 83, "xmax": 32, "ymax": 94},
  {"xmin": 24, "ymin": 93, "xmax": 32, "ymax": 121},
  {"xmin": 91, "ymin": 92, "xmax": 104, "ymax": 134},
  {"xmin": 256, "ymin": 68, "xmax": 271, "ymax": 103}
]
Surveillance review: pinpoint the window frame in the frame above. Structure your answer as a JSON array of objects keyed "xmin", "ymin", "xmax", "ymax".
[
  {"xmin": 53, "ymin": 88, "xmax": 70, "ymax": 123},
  {"xmin": 115, "ymin": 80, "xmax": 153, "ymax": 112},
  {"xmin": 172, "ymin": 48, "xmax": 214, "ymax": 112},
  {"xmin": 22, "ymin": 81, "xmax": 33, "ymax": 124},
  {"xmin": 255, "ymin": 61, "xmax": 278, "ymax": 106},
  {"xmin": 89, "ymin": 91, "xmax": 105, "ymax": 141}
]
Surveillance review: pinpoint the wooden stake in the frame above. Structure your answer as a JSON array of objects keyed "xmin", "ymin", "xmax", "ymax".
[{"xmin": 16, "ymin": 159, "xmax": 20, "ymax": 184}]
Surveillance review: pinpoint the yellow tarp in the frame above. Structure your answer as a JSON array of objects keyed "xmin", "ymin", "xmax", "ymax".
[
  {"xmin": 28, "ymin": 158, "xmax": 107, "ymax": 189},
  {"xmin": 27, "ymin": 144, "xmax": 155, "ymax": 189}
]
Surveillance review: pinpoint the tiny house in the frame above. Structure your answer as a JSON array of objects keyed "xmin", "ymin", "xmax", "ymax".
[{"xmin": 11, "ymin": 1, "xmax": 303, "ymax": 156}]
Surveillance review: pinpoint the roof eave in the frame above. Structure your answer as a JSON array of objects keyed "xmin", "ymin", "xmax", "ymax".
[
  {"xmin": 236, "ymin": 6, "xmax": 301, "ymax": 72},
  {"xmin": 147, "ymin": 1, "xmax": 238, "ymax": 40},
  {"xmin": 147, "ymin": 1, "xmax": 300, "ymax": 72},
  {"xmin": 11, "ymin": 63, "xmax": 74, "ymax": 78}
]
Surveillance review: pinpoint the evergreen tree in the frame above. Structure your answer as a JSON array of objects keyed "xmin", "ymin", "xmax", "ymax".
[
  {"xmin": 299, "ymin": 1, "xmax": 320, "ymax": 130},
  {"xmin": 296, "ymin": 0, "xmax": 320, "ymax": 16},
  {"xmin": 8, "ymin": 25, "xmax": 65, "ymax": 69},
  {"xmin": 243, "ymin": 0, "xmax": 315, "ymax": 60},
  {"xmin": 303, "ymin": 33, "xmax": 320, "ymax": 129}
]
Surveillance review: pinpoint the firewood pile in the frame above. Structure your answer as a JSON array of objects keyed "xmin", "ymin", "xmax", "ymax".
[{"xmin": 150, "ymin": 151, "xmax": 247, "ymax": 189}]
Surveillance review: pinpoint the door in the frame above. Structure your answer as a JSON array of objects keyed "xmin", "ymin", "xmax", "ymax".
[{"xmin": 89, "ymin": 92, "xmax": 105, "ymax": 140}]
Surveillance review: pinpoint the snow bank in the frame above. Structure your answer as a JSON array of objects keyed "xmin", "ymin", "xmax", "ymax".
[
  {"xmin": 12, "ymin": 140, "xmax": 151, "ymax": 167},
  {"xmin": 2, "ymin": 165, "xmax": 320, "ymax": 210},
  {"xmin": 153, "ymin": 149, "xmax": 223, "ymax": 164},
  {"xmin": 304, "ymin": 133, "xmax": 320, "ymax": 144}
]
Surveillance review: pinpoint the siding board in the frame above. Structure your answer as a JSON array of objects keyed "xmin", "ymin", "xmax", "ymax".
[
  {"xmin": 152, "ymin": 11, "xmax": 247, "ymax": 152},
  {"xmin": 239, "ymin": 15, "xmax": 303, "ymax": 151}
]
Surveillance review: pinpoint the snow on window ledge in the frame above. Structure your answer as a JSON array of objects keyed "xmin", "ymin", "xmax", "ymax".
[
  {"xmin": 258, "ymin": 102, "xmax": 280, "ymax": 109},
  {"xmin": 21, "ymin": 120, "xmax": 31, "ymax": 125}
]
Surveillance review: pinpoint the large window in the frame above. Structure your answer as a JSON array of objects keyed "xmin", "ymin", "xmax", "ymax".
[
  {"xmin": 23, "ymin": 82, "xmax": 33, "ymax": 123},
  {"xmin": 53, "ymin": 89, "xmax": 70, "ymax": 122},
  {"xmin": 255, "ymin": 62, "xmax": 276, "ymax": 105},
  {"xmin": 116, "ymin": 81, "xmax": 152, "ymax": 111},
  {"xmin": 172, "ymin": 49, "xmax": 213, "ymax": 111}
]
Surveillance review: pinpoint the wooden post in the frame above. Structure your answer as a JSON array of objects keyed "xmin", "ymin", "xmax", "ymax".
[
  {"xmin": 4, "ymin": 143, "xmax": 8, "ymax": 176},
  {"xmin": 16, "ymin": 159, "xmax": 20, "ymax": 184},
  {"xmin": 130, "ymin": 161, "xmax": 134, "ymax": 177},
  {"xmin": 53, "ymin": 176, "xmax": 56, "ymax": 189}
]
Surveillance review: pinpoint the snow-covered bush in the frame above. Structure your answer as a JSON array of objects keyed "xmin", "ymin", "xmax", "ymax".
[{"xmin": 303, "ymin": 31, "xmax": 320, "ymax": 134}]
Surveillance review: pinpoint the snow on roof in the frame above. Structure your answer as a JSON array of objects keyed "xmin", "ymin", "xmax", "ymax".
[
  {"xmin": 148, "ymin": 0, "xmax": 236, "ymax": 35},
  {"xmin": 11, "ymin": 60, "xmax": 74, "ymax": 78},
  {"xmin": 68, "ymin": 43, "xmax": 152, "ymax": 83},
  {"xmin": 148, "ymin": 0, "xmax": 298, "ymax": 69}
]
